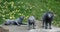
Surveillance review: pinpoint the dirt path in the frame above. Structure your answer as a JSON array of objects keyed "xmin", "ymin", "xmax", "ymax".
[
  {"xmin": 1, "ymin": 20, "xmax": 60, "ymax": 32},
  {"xmin": 29, "ymin": 20, "xmax": 60, "ymax": 32},
  {"xmin": 1, "ymin": 25, "xmax": 29, "ymax": 32}
]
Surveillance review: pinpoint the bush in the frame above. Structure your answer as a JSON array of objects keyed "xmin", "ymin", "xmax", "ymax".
[{"xmin": 0, "ymin": 0, "xmax": 60, "ymax": 27}]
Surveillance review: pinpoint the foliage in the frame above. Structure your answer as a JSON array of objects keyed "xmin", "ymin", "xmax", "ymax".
[{"xmin": 0, "ymin": 0, "xmax": 60, "ymax": 27}]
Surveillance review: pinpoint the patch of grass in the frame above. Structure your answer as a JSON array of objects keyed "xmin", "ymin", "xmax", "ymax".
[{"xmin": 0, "ymin": 0, "xmax": 60, "ymax": 27}]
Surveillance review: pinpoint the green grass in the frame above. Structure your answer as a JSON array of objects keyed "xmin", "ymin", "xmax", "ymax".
[{"xmin": 0, "ymin": 0, "xmax": 60, "ymax": 27}]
